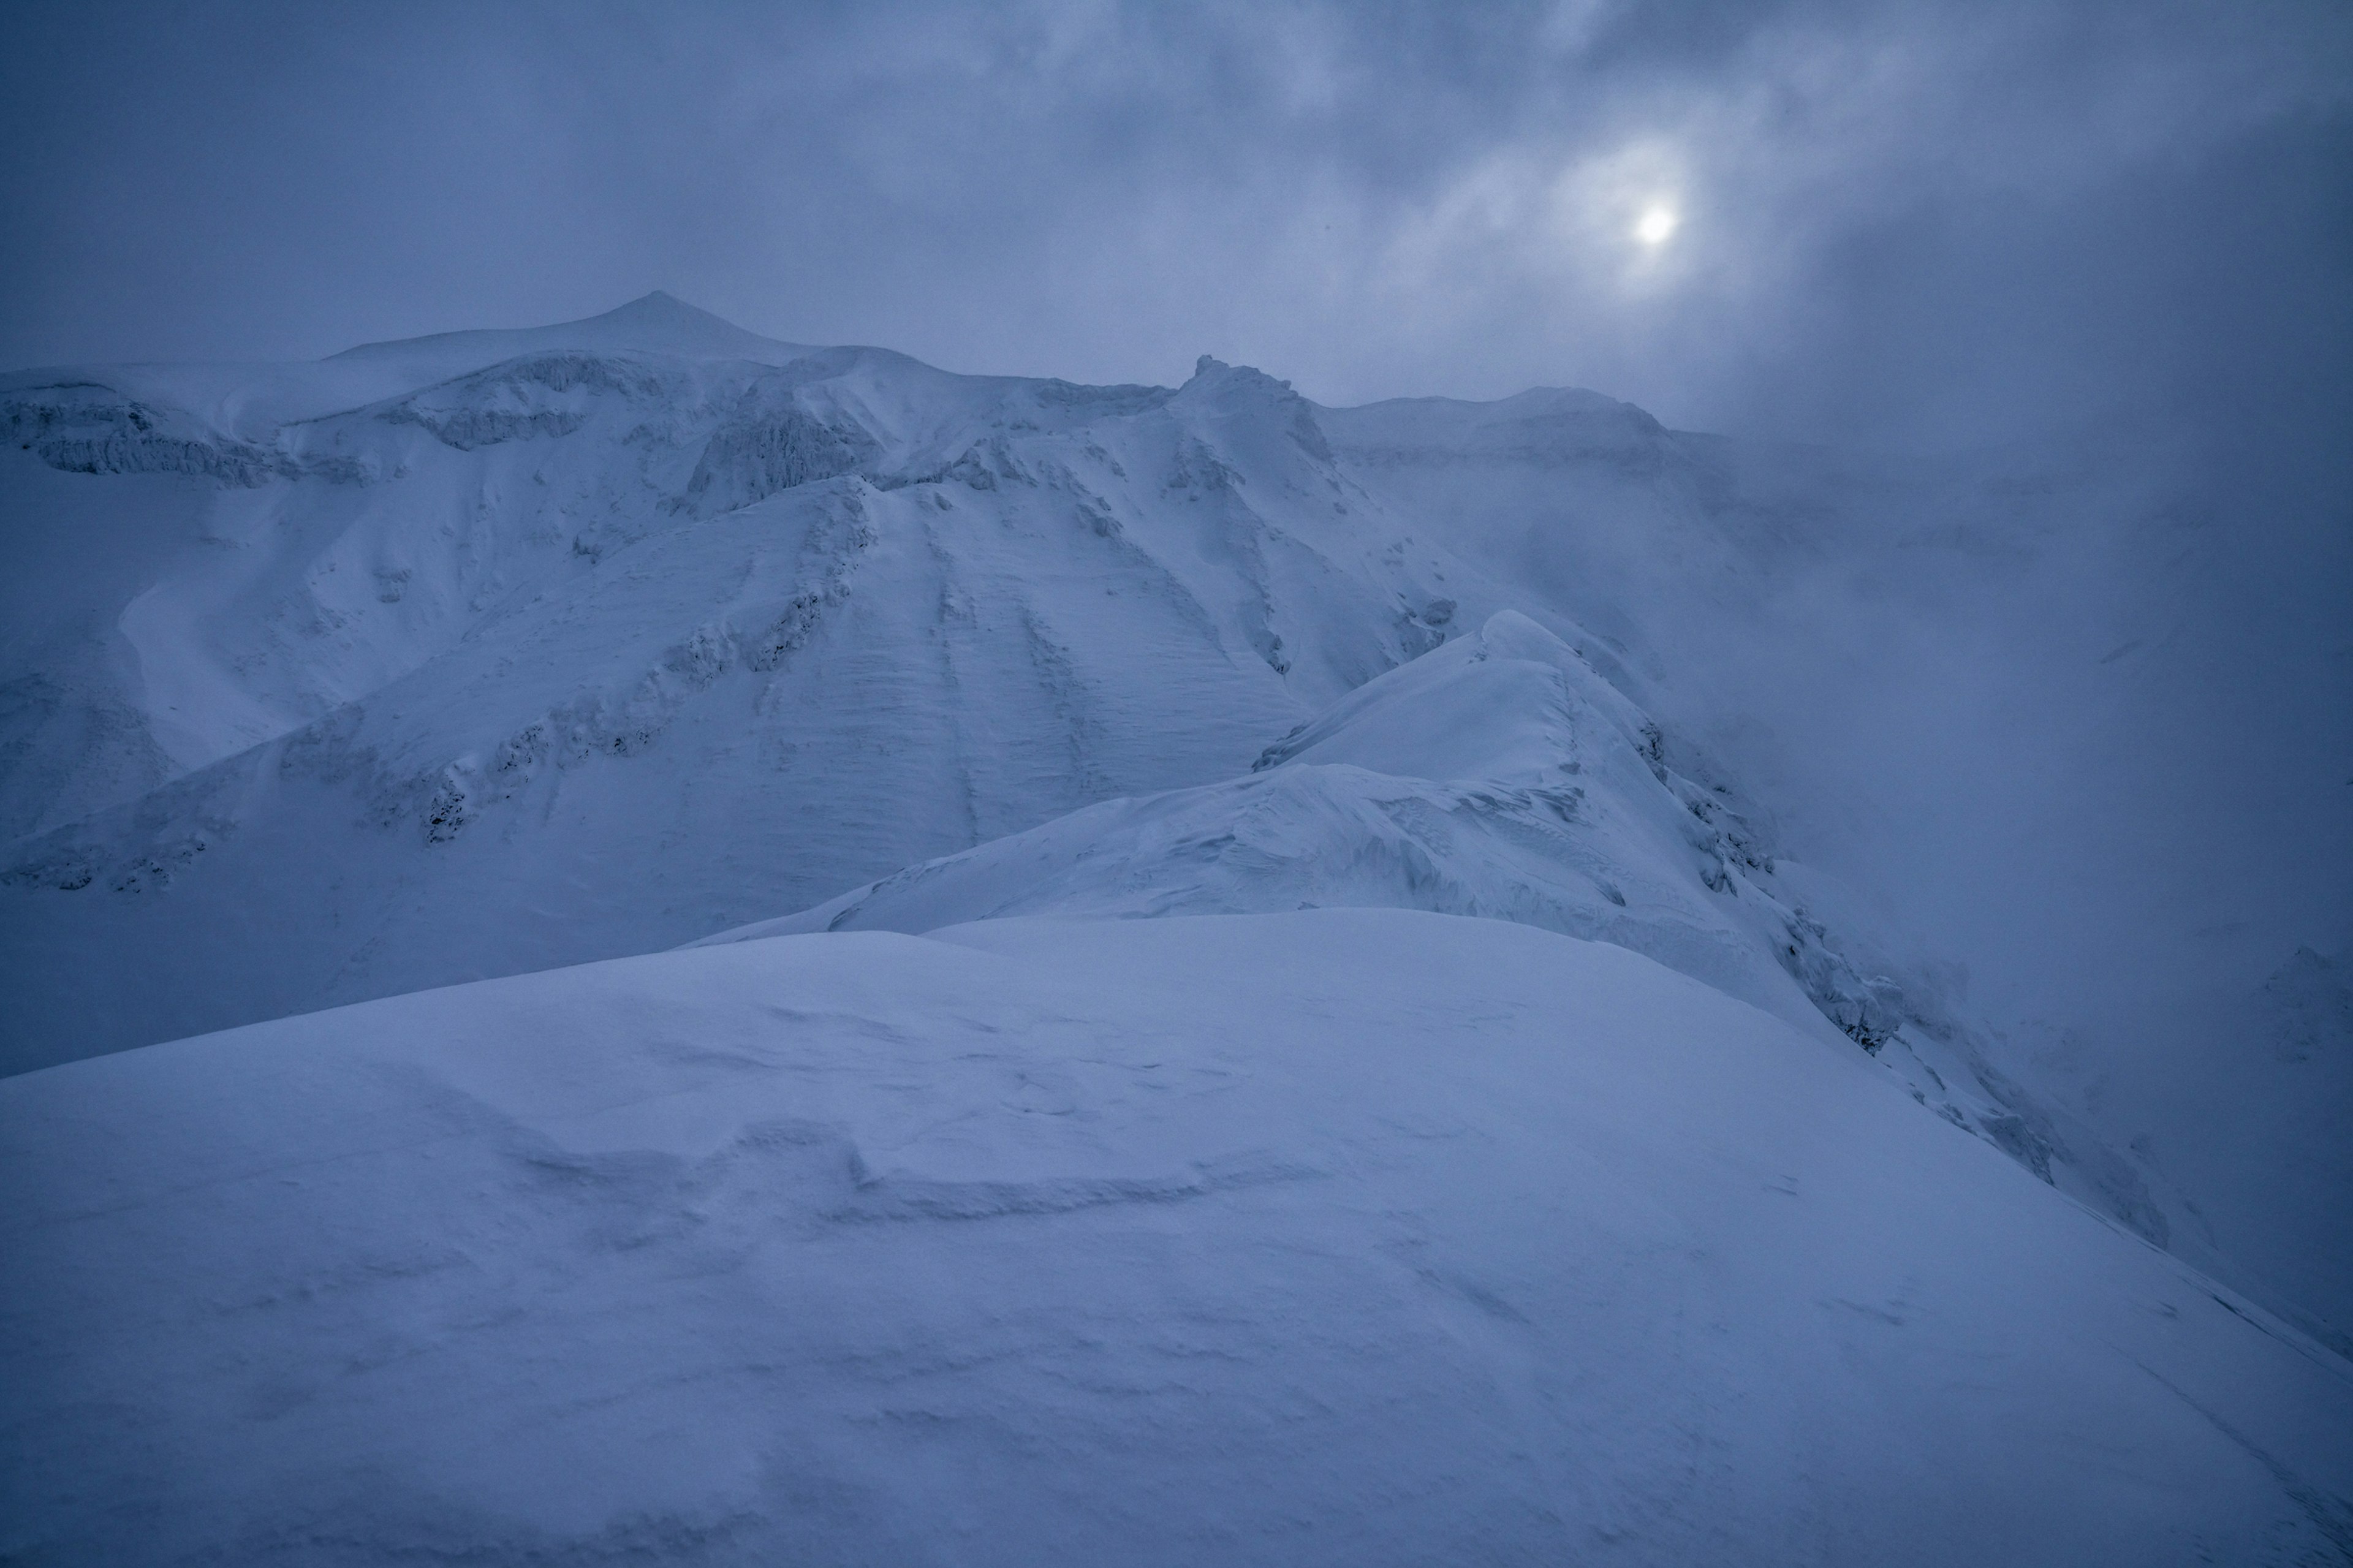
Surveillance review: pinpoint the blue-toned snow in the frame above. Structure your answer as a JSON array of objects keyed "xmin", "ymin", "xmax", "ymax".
[{"xmin": 6, "ymin": 911, "xmax": 2349, "ymax": 1564}]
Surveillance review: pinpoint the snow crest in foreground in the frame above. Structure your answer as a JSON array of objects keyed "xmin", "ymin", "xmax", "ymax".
[{"xmin": 5, "ymin": 911, "xmax": 2347, "ymax": 1566}]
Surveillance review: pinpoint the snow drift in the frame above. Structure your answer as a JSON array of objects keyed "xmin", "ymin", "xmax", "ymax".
[{"xmin": 6, "ymin": 911, "xmax": 2347, "ymax": 1566}]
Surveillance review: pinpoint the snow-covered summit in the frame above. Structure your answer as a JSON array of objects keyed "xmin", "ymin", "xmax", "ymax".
[
  {"xmin": 329, "ymin": 289, "xmax": 813, "ymax": 371},
  {"xmin": 8, "ymin": 908, "xmax": 2347, "ymax": 1565}
]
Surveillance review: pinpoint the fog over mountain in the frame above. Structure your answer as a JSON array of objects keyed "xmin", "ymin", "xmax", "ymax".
[{"xmin": 2, "ymin": 5, "xmax": 2347, "ymax": 1564}]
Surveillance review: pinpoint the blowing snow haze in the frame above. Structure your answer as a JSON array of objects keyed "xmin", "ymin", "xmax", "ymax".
[{"xmin": 2, "ymin": 4, "xmax": 2350, "ymax": 1564}]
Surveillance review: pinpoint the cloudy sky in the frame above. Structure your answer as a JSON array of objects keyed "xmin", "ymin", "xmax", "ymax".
[{"xmin": 4, "ymin": 0, "xmax": 2349, "ymax": 453}]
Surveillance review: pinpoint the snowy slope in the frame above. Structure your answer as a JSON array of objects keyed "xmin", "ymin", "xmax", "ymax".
[
  {"xmin": 695, "ymin": 608, "xmax": 2175, "ymax": 1279},
  {"xmin": 697, "ymin": 612, "xmax": 1836, "ymax": 1032},
  {"xmin": 6, "ymin": 911, "xmax": 2348, "ymax": 1567}
]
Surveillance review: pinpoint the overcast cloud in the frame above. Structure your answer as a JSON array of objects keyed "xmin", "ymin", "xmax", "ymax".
[{"xmin": 2, "ymin": 0, "xmax": 2348, "ymax": 456}]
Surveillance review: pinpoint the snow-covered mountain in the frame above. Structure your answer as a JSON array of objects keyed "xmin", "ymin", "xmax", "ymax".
[
  {"xmin": 3, "ymin": 295, "xmax": 2346, "ymax": 1558},
  {"xmin": 2, "ymin": 295, "xmax": 1483, "ymax": 1059}
]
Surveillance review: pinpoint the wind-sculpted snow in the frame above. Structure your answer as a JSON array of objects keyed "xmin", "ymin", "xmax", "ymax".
[
  {"xmin": 6, "ymin": 912, "xmax": 2347, "ymax": 1566},
  {"xmin": 685, "ymin": 389, "xmax": 876, "ymax": 513}
]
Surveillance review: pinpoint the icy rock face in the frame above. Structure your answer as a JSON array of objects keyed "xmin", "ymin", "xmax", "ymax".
[
  {"xmin": 374, "ymin": 350, "xmax": 684, "ymax": 451},
  {"xmin": 684, "ymin": 391, "xmax": 876, "ymax": 513},
  {"xmin": 5, "ymin": 382, "xmax": 300, "ymax": 486}
]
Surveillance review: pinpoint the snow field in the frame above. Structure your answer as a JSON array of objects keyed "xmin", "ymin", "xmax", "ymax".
[{"xmin": 6, "ymin": 910, "xmax": 2346, "ymax": 1565}]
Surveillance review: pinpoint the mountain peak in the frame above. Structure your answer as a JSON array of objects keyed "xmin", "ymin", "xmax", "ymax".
[
  {"xmin": 555, "ymin": 291, "xmax": 808, "ymax": 360},
  {"xmin": 328, "ymin": 292, "xmax": 809, "ymax": 371},
  {"xmin": 1175, "ymin": 353, "xmax": 1302, "ymax": 406},
  {"xmin": 597, "ymin": 290, "xmax": 724, "ymax": 328}
]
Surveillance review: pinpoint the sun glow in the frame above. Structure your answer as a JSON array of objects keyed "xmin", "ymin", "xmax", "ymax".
[{"xmin": 1634, "ymin": 203, "xmax": 1678, "ymax": 246}]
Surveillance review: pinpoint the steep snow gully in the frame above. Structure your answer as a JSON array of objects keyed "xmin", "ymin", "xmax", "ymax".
[{"xmin": 3, "ymin": 294, "xmax": 2347, "ymax": 1564}]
